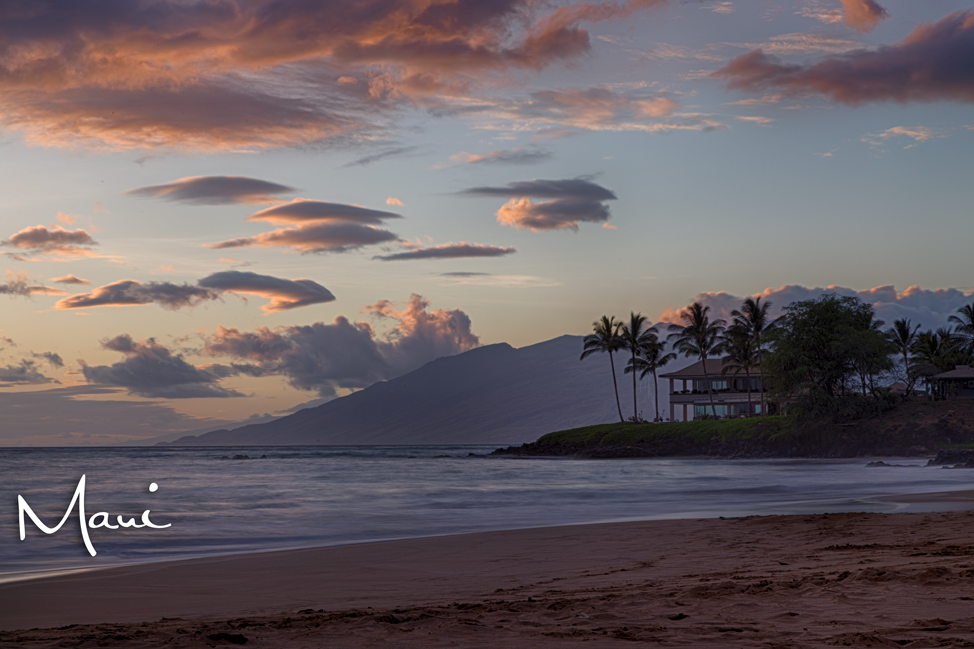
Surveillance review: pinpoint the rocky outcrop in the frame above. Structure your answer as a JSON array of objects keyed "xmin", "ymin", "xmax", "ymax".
[{"xmin": 493, "ymin": 401, "xmax": 974, "ymax": 459}]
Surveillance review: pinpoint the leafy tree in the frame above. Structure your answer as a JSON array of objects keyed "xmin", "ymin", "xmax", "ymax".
[
  {"xmin": 625, "ymin": 338, "xmax": 677, "ymax": 422},
  {"xmin": 764, "ymin": 294, "xmax": 895, "ymax": 422},
  {"xmin": 948, "ymin": 302, "xmax": 974, "ymax": 356},
  {"xmin": 667, "ymin": 302, "xmax": 726, "ymax": 418},
  {"xmin": 581, "ymin": 315, "xmax": 625, "ymax": 423},
  {"xmin": 620, "ymin": 312, "xmax": 658, "ymax": 422},
  {"xmin": 729, "ymin": 296, "xmax": 776, "ymax": 416},
  {"xmin": 887, "ymin": 318, "xmax": 921, "ymax": 397},
  {"xmin": 849, "ymin": 308, "xmax": 889, "ymax": 397}
]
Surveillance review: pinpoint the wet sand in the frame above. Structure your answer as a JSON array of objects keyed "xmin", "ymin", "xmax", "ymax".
[{"xmin": 4, "ymin": 508, "xmax": 974, "ymax": 647}]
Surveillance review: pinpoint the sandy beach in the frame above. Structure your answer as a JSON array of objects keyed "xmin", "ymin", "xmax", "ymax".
[{"xmin": 5, "ymin": 503, "xmax": 974, "ymax": 647}]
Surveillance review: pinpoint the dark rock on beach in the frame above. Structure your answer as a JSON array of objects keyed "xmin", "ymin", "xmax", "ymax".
[{"xmin": 926, "ymin": 449, "xmax": 974, "ymax": 468}]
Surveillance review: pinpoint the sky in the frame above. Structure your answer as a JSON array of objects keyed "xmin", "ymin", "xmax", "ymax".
[{"xmin": 0, "ymin": 0, "xmax": 972, "ymax": 445}]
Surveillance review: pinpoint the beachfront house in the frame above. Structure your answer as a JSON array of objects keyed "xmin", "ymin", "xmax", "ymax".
[
  {"xmin": 660, "ymin": 358, "xmax": 770, "ymax": 421},
  {"xmin": 927, "ymin": 365, "xmax": 974, "ymax": 400}
]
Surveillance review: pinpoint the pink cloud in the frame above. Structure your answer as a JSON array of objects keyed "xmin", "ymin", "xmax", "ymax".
[
  {"xmin": 658, "ymin": 284, "xmax": 974, "ymax": 329},
  {"xmin": 0, "ymin": 0, "xmax": 683, "ymax": 151},
  {"xmin": 838, "ymin": 0, "xmax": 889, "ymax": 33}
]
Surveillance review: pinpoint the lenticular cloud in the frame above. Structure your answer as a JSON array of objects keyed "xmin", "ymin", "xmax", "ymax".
[{"xmin": 463, "ymin": 178, "xmax": 618, "ymax": 231}]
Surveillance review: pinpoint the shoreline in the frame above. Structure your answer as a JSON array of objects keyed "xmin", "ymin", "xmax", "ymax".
[
  {"xmin": 5, "ymin": 473, "xmax": 969, "ymax": 588},
  {"xmin": 4, "ymin": 496, "xmax": 974, "ymax": 645},
  {"xmin": 4, "ymin": 479, "xmax": 972, "ymax": 586}
]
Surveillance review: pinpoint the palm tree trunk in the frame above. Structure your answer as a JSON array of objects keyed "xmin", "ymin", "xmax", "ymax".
[
  {"xmin": 903, "ymin": 349, "xmax": 912, "ymax": 398},
  {"xmin": 631, "ymin": 349, "xmax": 638, "ymax": 422},
  {"xmin": 652, "ymin": 369, "xmax": 660, "ymax": 422},
  {"xmin": 609, "ymin": 351, "xmax": 624, "ymax": 423},
  {"xmin": 702, "ymin": 354, "xmax": 717, "ymax": 418},
  {"xmin": 745, "ymin": 368, "xmax": 752, "ymax": 417},
  {"xmin": 758, "ymin": 345, "xmax": 766, "ymax": 416}
]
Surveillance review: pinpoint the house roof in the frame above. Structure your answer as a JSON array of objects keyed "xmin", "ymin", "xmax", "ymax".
[
  {"xmin": 659, "ymin": 357, "xmax": 763, "ymax": 379},
  {"xmin": 931, "ymin": 365, "xmax": 974, "ymax": 380}
]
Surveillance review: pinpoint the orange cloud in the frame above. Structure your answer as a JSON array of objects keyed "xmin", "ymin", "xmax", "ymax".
[
  {"xmin": 2, "ymin": 225, "xmax": 100, "ymax": 259},
  {"xmin": 50, "ymin": 274, "xmax": 92, "ymax": 285}
]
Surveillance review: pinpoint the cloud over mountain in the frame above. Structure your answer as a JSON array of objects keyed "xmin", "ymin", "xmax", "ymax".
[
  {"xmin": 714, "ymin": 11, "xmax": 974, "ymax": 104},
  {"xmin": 127, "ymin": 176, "xmax": 296, "ymax": 205},
  {"xmin": 464, "ymin": 178, "xmax": 618, "ymax": 231},
  {"xmin": 658, "ymin": 284, "xmax": 974, "ymax": 331},
  {"xmin": 81, "ymin": 335, "xmax": 244, "ymax": 399},
  {"xmin": 203, "ymin": 294, "xmax": 479, "ymax": 397}
]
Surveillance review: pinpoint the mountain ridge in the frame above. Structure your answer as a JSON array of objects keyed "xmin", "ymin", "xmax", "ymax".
[{"xmin": 158, "ymin": 334, "xmax": 648, "ymax": 446}]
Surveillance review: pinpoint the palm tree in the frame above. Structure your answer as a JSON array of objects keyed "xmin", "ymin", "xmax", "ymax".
[
  {"xmin": 888, "ymin": 318, "xmax": 921, "ymax": 397},
  {"xmin": 729, "ymin": 296, "xmax": 776, "ymax": 416},
  {"xmin": 912, "ymin": 327, "xmax": 960, "ymax": 374},
  {"xmin": 626, "ymin": 338, "xmax": 677, "ymax": 422},
  {"xmin": 936, "ymin": 327, "xmax": 959, "ymax": 356},
  {"xmin": 948, "ymin": 303, "xmax": 974, "ymax": 355},
  {"xmin": 620, "ymin": 312, "xmax": 658, "ymax": 422},
  {"xmin": 667, "ymin": 302, "xmax": 727, "ymax": 418},
  {"xmin": 912, "ymin": 329, "xmax": 947, "ymax": 375},
  {"xmin": 581, "ymin": 315, "xmax": 625, "ymax": 423},
  {"xmin": 721, "ymin": 325, "xmax": 757, "ymax": 416}
]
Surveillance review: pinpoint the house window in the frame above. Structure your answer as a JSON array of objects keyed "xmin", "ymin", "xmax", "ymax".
[
  {"xmin": 695, "ymin": 379, "xmax": 728, "ymax": 391},
  {"xmin": 694, "ymin": 404, "xmax": 728, "ymax": 418},
  {"xmin": 734, "ymin": 378, "xmax": 761, "ymax": 391}
]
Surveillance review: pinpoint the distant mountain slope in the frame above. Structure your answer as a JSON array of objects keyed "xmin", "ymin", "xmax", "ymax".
[{"xmin": 160, "ymin": 334, "xmax": 651, "ymax": 446}]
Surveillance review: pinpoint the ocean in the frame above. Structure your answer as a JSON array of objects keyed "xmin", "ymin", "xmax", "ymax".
[{"xmin": 2, "ymin": 446, "xmax": 973, "ymax": 584}]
